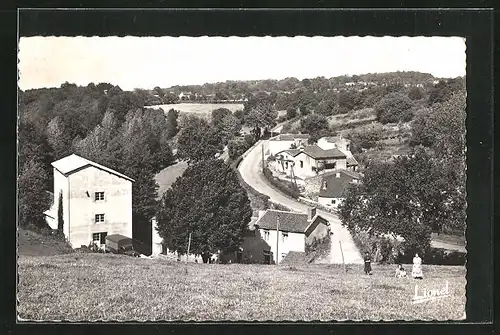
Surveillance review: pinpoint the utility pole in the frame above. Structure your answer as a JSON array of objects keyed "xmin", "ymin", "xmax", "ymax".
[
  {"xmin": 339, "ymin": 240, "xmax": 346, "ymax": 273},
  {"xmin": 261, "ymin": 143, "xmax": 265, "ymax": 171},
  {"xmin": 276, "ymin": 216, "xmax": 280, "ymax": 265},
  {"xmin": 186, "ymin": 232, "xmax": 192, "ymax": 263}
]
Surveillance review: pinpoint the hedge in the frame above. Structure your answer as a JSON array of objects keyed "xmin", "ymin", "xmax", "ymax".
[
  {"xmin": 349, "ymin": 228, "xmax": 466, "ymax": 266},
  {"xmin": 262, "ymin": 167, "xmax": 301, "ymax": 199}
]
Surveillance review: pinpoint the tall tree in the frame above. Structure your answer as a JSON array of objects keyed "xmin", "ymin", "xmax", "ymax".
[
  {"xmin": 156, "ymin": 159, "xmax": 252, "ymax": 262},
  {"xmin": 177, "ymin": 116, "xmax": 224, "ymax": 162},
  {"xmin": 57, "ymin": 191, "xmax": 64, "ymax": 232},
  {"xmin": 244, "ymin": 102, "xmax": 278, "ymax": 138},
  {"xmin": 18, "ymin": 159, "xmax": 51, "ymax": 228},
  {"xmin": 339, "ymin": 147, "xmax": 465, "ymax": 255},
  {"xmin": 166, "ymin": 108, "xmax": 180, "ymax": 138},
  {"xmin": 374, "ymin": 92, "xmax": 414, "ymax": 124},
  {"xmin": 299, "ymin": 114, "xmax": 330, "ymax": 143}
]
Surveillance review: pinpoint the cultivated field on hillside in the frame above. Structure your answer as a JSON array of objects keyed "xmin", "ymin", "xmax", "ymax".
[
  {"xmin": 18, "ymin": 253, "xmax": 465, "ymax": 321},
  {"xmin": 154, "ymin": 161, "xmax": 189, "ymax": 199},
  {"xmin": 146, "ymin": 103, "xmax": 244, "ymax": 118}
]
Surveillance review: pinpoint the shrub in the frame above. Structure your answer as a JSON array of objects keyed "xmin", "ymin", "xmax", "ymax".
[
  {"xmin": 350, "ymin": 230, "xmax": 404, "ymax": 264},
  {"xmin": 262, "ymin": 167, "xmax": 300, "ymax": 199}
]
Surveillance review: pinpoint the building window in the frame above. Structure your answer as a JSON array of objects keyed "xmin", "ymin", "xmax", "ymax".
[
  {"xmin": 332, "ymin": 199, "xmax": 336, "ymax": 204},
  {"xmin": 281, "ymin": 232, "xmax": 288, "ymax": 242},
  {"xmin": 285, "ymin": 162, "xmax": 289, "ymax": 169},
  {"xmin": 95, "ymin": 214, "xmax": 105, "ymax": 223},
  {"xmin": 300, "ymin": 161, "xmax": 303, "ymax": 168},
  {"xmin": 92, "ymin": 232, "xmax": 107, "ymax": 245},
  {"xmin": 95, "ymin": 192, "xmax": 105, "ymax": 201},
  {"xmin": 263, "ymin": 230, "xmax": 270, "ymax": 241}
]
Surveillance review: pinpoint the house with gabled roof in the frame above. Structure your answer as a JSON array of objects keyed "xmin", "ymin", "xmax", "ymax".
[
  {"xmin": 317, "ymin": 169, "xmax": 361, "ymax": 209},
  {"xmin": 266, "ymin": 133, "xmax": 309, "ymax": 156},
  {"xmin": 317, "ymin": 135, "xmax": 358, "ymax": 171},
  {"xmin": 43, "ymin": 154, "xmax": 134, "ymax": 249},
  {"xmin": 273, "ymin": 144, "xmax": 347, "ymax": 179},
  {"xmin": 253, "ymin": 207, "xmax": 330, "ymax": 264}
]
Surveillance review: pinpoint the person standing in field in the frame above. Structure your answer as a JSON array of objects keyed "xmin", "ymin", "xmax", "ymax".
[
  {"xmin": 364, "ymin": 251, "xmax": 372, "ymax": 275},
  {"xmin": 412, "ymin": 252, "xmax": 424, "ymax": 279}
]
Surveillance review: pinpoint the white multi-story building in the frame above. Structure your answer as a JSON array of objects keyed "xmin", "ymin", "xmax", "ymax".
[{"xmin": 43, "ymin": 154, "xmax": 134, "ymax": 248}]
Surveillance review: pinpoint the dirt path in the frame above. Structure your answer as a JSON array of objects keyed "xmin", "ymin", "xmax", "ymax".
[{"xmin": 239, "ymin": 140, "xmax": 363, "ymax": 265}]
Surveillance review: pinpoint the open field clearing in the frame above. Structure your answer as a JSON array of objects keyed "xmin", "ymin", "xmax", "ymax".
[
  {"xmin": 154, "ymin": 161, "xmax": 188, "ymax": 199},
  {"xmin": 146, "ymin": 103, "xmax": 244, "ymax": 118},
  {"xmin": 18, "ymin": 253, "xmax": 465, "ymax": 321}
]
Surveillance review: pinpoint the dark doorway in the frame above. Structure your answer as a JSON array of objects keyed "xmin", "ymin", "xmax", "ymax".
[{"xmin": 236, "ymin": 250, "xmax": 243, "ymax": 263}]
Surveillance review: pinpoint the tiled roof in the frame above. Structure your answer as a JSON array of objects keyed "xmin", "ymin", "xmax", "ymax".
[
  {"xmin": 275, "ymin": 149, "xmax": 301, "ymax": 158},
  {"xmin": 322, "ymin": 169, "xmax": 362, "ymax": 180},
  {"xmin": 255, "ymin": 210, "xmax": 311, "ymax": 233},
  {"xmin": 51, "ymin": 154, "xmax": 134, "ymax": 182},
  {"xmin": 106, "ymin": 234, "xmax": 132, "ymax": 243},
  {"xmin": 270, "ymin": 133, "xmax": 309, "ymax": 141},
  {"xmin": 319, "ymin": 171, "xmax": 359, "ymax": 198},
  {"xmin": 303, "ymin": 145, "xmax": 346, "ymax": 160},
  {"xmin": 346, "ymin": 156, "xmax": 359, "ymax": 166}
]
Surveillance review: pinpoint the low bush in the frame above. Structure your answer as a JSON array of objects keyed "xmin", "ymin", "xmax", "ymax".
[
  {"xmin": 262, "ymin": 167, "xmax": 301, "ymax": 199},
  {"xmin": 396, "ymin": 247, "xmax": 466, "ymax": 266},
  {"xmin": 350, "ymin": 230, "xmax": 404, "ymax": 264}
]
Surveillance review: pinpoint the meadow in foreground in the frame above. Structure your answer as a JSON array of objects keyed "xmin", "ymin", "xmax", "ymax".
[{"xmin": 18, "ymin": 253, "xmax": 466, "ymax": 321}]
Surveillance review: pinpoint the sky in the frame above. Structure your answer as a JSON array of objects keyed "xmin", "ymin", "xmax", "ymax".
[{"xmin": 18, "ymin": 36, "xmax": 466, "ymax": 91}]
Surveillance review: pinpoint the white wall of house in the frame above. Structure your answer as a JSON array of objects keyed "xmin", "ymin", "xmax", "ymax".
[
  {"xmin": 267, "ymin": 140, "xmax": 294, "ymax": 156},
  {"xmin": 293, "ymin": 153, "xmax": 347, "ymax": 179},
  {"xmin": 151, "ymin": 217, "xmax": 163, "ymax": 256},
  {"xmin": 64, "ymin": 166, "xmax": 133, "ymax": 248},
  {"xmin": 318, "ymin": 196, "xmax": 344, "ymax": 209},
  {"xmin": 258, "ymin": 228, "xmax": 305, "ymax": 264},
  {"xmin": 305, "ymin": 220, "xmax": 330, "ymax": 245},
  {"xmin": 317, "ymin": 137, "xmax": 353, "ymax": 158},
  {"xmin": 45, "ymin": 168, "xmax": 70, "ymax": 231}
]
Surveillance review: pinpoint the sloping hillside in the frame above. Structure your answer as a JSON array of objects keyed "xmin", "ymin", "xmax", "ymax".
[{"xmin": 18, "ymin": 228, "xmax": 74, "ymax": 257}]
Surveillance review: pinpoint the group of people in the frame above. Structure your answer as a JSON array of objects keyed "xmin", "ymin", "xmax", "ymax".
[{"xmin": 363, "ymin": 251, "xmax": 424, "ymax": 279}]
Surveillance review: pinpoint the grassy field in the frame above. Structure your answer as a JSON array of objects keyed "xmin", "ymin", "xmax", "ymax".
[
  {"xmin": 18, "ymin": 228, "xmax": 74, "ymax": 257},
  {"xmin": 18, "ymin": 253, "xmax": 465, "ymax": 321},
  {"xmin": 146, "ymin": 103, "xmax": 244, "ymax": 118},
  {"xmin": 154, "ymin": 161, "xmax": 189, "ymax": 200}
]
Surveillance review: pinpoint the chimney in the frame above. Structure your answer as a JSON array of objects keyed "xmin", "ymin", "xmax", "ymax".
[
  {"xmin": 336, "ymin": 172, "xmax": 341, "ymax": 178},
  {"xmin": 307, "ymin": 207, "xmax": 317, "ymax": 221},
  {"xmin": 298, "ymin": 145, "xmax": 304, "ymax": 151}
]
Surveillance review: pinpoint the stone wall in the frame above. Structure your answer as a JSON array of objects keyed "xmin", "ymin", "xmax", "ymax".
[{"xmin": 303, "ymin": 174, "xmax": 323, "ymax": 201}]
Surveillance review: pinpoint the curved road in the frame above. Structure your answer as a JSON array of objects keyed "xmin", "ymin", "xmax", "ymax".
[{"xmin": 239, "ymin": 140, "xmax": 363, "ymax": 264}]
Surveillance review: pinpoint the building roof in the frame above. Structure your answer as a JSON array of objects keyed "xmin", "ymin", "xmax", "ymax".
[
  {"xmin": 254, "ymin": 210, "xmax": 313, "ymax": 233},
  {"xmin": 275, "ymin": 149, "xmax": 301, "ymax": 158},
  {"xmin": 270, "ymin": 133, "xmax": 309, "ymax": 141},
  {"xmin": 346, "ymin": 156, "xmax": 359, "ymax": 166},
  {"xmin": 51, "ymin": 154, "xmax": 135, "ymax": 182},
  {"xmin": 302, "ymin": 145, "xmax": 346, "ymax": 160},
  {"xmin": 106, "ymin": 234, "xmax": 132, "ymax": 243},
  {"xmin": 322, "ymin": 169, "xmax": 362, "ymax": 180},
  {"xmin": 319, "ymin": 170, "xmax": 359, "ymax": 198}
]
